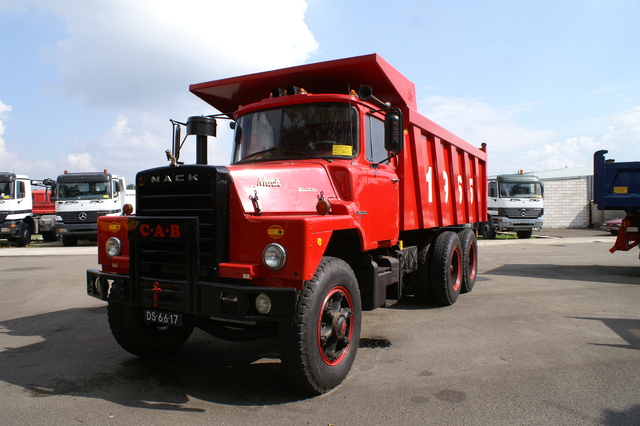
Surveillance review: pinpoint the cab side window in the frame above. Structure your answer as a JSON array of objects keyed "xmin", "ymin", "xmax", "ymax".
[
  {"xmin": 488, "ymin": 181, "xmax": 498, "ymax": 197},
  {"xmin": 365, "ymin": 115, "xmax": 388, "ymax": 164},
  {"xmin": 17, "ymin": 181, "xmax": 25, "ymax": 199}
]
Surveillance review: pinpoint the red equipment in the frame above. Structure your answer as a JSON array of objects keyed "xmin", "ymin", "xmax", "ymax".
[{"xmin": 87, "ymin": 54, "xmax": 487, "ymax": 394}]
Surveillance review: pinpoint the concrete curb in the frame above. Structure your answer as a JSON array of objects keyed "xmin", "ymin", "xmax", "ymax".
[{"xmin": 0, "ymin": 247, "xmax": 96, "ymax": 257}]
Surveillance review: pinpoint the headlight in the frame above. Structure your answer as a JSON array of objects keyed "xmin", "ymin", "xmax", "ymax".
[
  {"xmin": 105, "ymin": 237, "xmax": 122, "ymax": 258},
  {"xmin": 262, "ymin": 243, "xmax": 286, "ymax": 270},
  {"xmin": 255, "ymin": 293, "xmax": 272, "ymax": 314}
]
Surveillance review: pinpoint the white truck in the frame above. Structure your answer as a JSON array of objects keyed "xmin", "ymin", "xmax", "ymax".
[
  {"xmin": 481, "ymin": 173, "xmax": 544, "ymax": 239},
  {"xmin": 0, "ymin": 173, "xmax": 58, "ymax": 246},
  {"xmin": 55, "ymin": 171, "xmax": 127, "ymax": 246}
]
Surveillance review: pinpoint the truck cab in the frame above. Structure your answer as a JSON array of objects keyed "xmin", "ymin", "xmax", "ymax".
[
  {"xmin": 0, "ymin": 173, "xmax": 34, "ymax": 246},
  {"xmin": 483, "ymin": 173, "xmax": 544, "ymax": 239},
  {"xmin": 55, "ymin": 171, "xmax": 126, "ymax": 246}
]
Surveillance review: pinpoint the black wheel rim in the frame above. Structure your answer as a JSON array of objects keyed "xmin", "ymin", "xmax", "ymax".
[{"xmin": 317, "ymin": 286, "xmax": 354, "ymax": 365}]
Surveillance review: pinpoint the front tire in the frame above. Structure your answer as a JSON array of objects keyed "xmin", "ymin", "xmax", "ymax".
[
  {"xmin": 480, "ymin": 221, "xmax": 496, "ymax": 239},
  {"xmin": 517, "ymin": 230, "xmax": 533, "ymax": 239},
  {"xmin": 107, "ymin": 302, "xmax": 194, "ymax": 358},
  {"xmin": 15, "ymin": 224, "xmax": 32, "ymax": 247},
  {"xmin": 62, "ymin": 235, "xmax": 78, "ymax": 246},
  {"xmin": 280, "ymin": 257, "xmax": 362, "ymax": 395}
]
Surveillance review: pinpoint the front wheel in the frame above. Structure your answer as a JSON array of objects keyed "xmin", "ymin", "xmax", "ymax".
[
  {"xmin": 517, "ymin": 230, "xmax": 533, "ymax": 239},
  {"xmin": 107, "ymin": 302, "xmax": 194, "ymax": 358},
  {"xmin": 62, "ymin": 235, "xmax": 78, "ymax": 246},
  {"xmin": 15, "ymin": 224, "xmax": 32, "ymax": 247},
  {"xmin": 280, "ymin": 257, "xmax": 362, "ymax": 395},
  {"xmin": 480, "ymin": 221, "xmax": 496, "ymax": 239}
]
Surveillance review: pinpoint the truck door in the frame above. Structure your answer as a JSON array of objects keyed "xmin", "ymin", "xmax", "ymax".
[{"xmin": 362, "ymin": 115, "xmax": 399, "ymax": 243}]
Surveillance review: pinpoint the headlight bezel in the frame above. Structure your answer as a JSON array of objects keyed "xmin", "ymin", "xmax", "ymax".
[
  {"xmin": 105, "ymin": 237, "xmax": 122, "ymax": 258},
  {"xmin": 262, "ymin": 243, "xmax": 287, "ymax": 270}
]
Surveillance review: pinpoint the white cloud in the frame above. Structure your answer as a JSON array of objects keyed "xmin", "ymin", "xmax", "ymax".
[
  {"xmin": 524, "ymin": 106, "xmax": 640, "ymax": 171},
  {"xmin": 0, "ymin": 100, "xmax": 19, "ymax": 170},
  {"xmin": 33, "ymin": 0, "xmax": 318, "ymax": 109},
  {"xmin": 524, "ymin": 136, "xmax": 601, "ymax": 171},
  {"xmin": 418, "ymin": 95, "xmax": 556, "ymax": 174},
  {"xmin": 1, "ymin": 0, "xmax": 318, "ymax": 182},
  {"xmin": 419, "ymin": 96, "xmax": 640, "ymax": 174},
  {"xmin": 65, "ymin": 153, "xmax": 96, "ymax": 172},
  {"xmin": 419, "ymin": 95, "xmax": 555, "ymax": 149},
  {"xmin": 592, "ymin": 84, "xmax": 624, "ymax": 95}
]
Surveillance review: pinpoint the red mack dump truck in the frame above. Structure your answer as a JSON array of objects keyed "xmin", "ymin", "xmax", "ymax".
[
  {"xmin": 593, "ymin": 150, "xmax": 640, "ymax": 258},
  {"xmin": 87, "ymin": 54, "xmax": 487, "ymax": 394}
]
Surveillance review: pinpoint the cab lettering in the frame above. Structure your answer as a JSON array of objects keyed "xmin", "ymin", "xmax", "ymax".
[{"xmin": 139, "ymin": 223, "xmax": 181, "ymax": 238}]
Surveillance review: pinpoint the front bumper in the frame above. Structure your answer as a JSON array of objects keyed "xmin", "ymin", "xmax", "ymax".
[
  {"xmin": 0, "ymin": 220, "xmax": 24, "ymax": 238},
  {"xmin": 87, "ymin": 269, "xmax": 297, "ymax": 322},
  {"xmin": 58, "ymin": 222, "xmax": 97, "ymax": 236},
  {"xmin": 495, "ymin": 217, "xmax": 543, "ymax": 231}
]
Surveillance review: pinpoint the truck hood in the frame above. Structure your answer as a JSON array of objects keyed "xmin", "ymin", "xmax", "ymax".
[{"xmin": 229, "ymin": 162, "xmax": 337, "ymax": 214}]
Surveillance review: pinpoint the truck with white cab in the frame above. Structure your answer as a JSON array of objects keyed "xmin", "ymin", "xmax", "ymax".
[
  {"xmin": 482, "ymin": 173, "xmax": 544, "ymax": 239},
  {"xmin": 55, "ymin": 170, "xmax": 127, "ymax": 246},
  {"xmin": 0, "ymin": 173, "xmax": 58, "ymax": 246}
]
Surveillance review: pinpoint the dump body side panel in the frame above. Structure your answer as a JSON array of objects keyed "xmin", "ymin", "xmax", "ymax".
[
  {"xmin": 593, "ymin": 150, "xmax": 640, "ymax": 255},
  {"xmin": 594, "ymin": 150, "xmax": 640, "ymax": 212},
  {"xmin": 398, "ymin": 110, "xmax": 487, "ymax": 231}
]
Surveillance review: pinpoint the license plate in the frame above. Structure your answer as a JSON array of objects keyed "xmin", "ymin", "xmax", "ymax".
[{"xmin": 143, "ymin": 309, "xmax": 183, "ymax": 326}]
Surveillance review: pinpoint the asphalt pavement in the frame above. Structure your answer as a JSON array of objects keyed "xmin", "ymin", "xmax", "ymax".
[{"xmin": 0, "ymin": 227, "xmax": 638, "ymax": 425}]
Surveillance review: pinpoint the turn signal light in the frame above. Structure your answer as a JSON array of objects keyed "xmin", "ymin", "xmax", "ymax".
[{"xmin": 316, "ymin": 199, "xmax": 331, "ymax": 215}]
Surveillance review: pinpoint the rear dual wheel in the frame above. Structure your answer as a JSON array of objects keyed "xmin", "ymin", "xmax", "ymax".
[
  {"xmin": 458, "ymin": 228, "xmax": 478, "ymax": 293},
  {"xmin": 430, "ymin": 231, "xmax": 463, "ymax": 306},
  {"xmin": 280, "ymin": 257, "xmax": 362, "ymax": 395}
]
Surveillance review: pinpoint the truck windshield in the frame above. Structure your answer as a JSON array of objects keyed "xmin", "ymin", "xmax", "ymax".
[
  {"xmin": 0, "ymin": 181, "xmax": 13, "ymax": 199},
  {"xmin": 232, "ymin": 103, "xmax": 357, "ymax": 163},
  {"xmin": 499, "ymin": 182, "xmax": 542, "ymax": 198},
  {"xmin": 57, "ymin": 181, "xmax": 112, "ymax": 200}
]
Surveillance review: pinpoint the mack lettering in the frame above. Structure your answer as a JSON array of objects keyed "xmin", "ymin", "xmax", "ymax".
[{"xmin": 150, "ymin": 173, "xmax": 198, "ymax": 183}]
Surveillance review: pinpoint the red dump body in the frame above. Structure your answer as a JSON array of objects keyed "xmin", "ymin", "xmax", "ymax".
[
  {"xmin": 191, "ymin": 54, "xmax": 487, "ymax": 237},
  {"xmin": 32, "ymin": 189, "xmax": 55, "ymax": 215}
]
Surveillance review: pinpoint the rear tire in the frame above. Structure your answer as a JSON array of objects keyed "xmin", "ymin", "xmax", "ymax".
[
  {"xmin": 430, "ymin": 231, "xmax": 463, "ymax": 306},
  {"xmin": 458, "ymin": 228, "xmax": 478, "ymax": 293},
  {"xmin": 42, "ymin": 229, "xmax": 59, "ymax": 242},
  {"xmin": 407, "ymin": 238, "xmax": 433, "ymax": 304},
  {"xmin": 107, "ymin": 302, "xmax": 194, "ymax": 358},
  {"xmin": 280, "ymin": 257, "xmax": 362, "ymax": 395}
]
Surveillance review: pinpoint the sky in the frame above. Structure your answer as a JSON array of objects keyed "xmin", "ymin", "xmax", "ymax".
[{"xmin": 1, "ymin": 0, "xmax": 639, "ymax": 185}]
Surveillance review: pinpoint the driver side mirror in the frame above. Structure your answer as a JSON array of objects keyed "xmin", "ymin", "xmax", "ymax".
[{"xmin": 385, "ymin": 110, "xmax": 404, "ymax": 153}]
